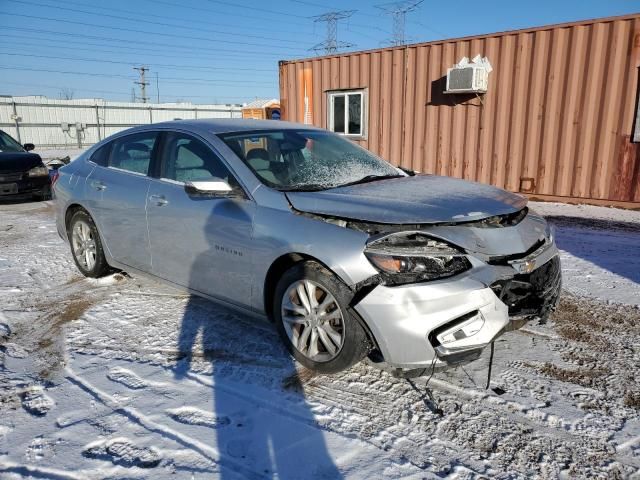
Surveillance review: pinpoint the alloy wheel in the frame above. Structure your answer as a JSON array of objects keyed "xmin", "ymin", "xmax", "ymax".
[
  {"xmin": 71, "ymin": 220, "xmax": 97, "ymax": 271},
  {"xmin": 281, "ymin": 280, "xmax": 345, "ymax": 362}
]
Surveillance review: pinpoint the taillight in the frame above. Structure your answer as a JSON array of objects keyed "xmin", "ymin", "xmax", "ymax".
[{"xmin": 51, "ymin": 171, "xmax": 60, "ymax": 188}]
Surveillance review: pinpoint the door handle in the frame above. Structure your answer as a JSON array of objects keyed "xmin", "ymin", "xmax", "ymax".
[
  {"xmin": 90, "ymin": 180, "xmax": 106, "ymax": 191},
  {"xmin": 149, "ymin": 194, "xmax": 168, "ymax": 206}
]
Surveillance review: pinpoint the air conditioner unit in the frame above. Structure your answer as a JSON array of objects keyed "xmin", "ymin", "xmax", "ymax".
[
  {"xmin": 446, "ymin": 66, "xmax": 488, "ymax": 94},
  {"xmin": 444, "ymin": 55, "xmax": 492, "ymax": 94}
]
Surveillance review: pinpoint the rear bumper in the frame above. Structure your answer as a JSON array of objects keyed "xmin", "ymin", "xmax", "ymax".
[{"xmin": 354, "ymin": 253, "xmax": 561, "ymax": 369}]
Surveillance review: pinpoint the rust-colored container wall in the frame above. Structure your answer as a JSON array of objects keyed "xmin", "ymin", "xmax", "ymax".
[{"xmin": 279, "ymin": 14, "xmax": 640, "ymax": 206}]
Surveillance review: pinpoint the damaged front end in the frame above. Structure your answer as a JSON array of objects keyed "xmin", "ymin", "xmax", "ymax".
[
  {"xmin": 302, "ymin": 209, "xmax": 561, "ymax": 371},
  {"xmin": 362, "ymin": 233, "xmax": 472, "ymax": 286}
]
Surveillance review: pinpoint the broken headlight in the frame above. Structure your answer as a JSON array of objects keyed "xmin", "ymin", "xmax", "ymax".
[{"xmin": 364, "ymin": 233, "xmax": 471, "ymax": 284}]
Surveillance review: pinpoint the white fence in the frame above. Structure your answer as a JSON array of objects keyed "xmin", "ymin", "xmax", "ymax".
[{"xmin": 0, "ymin": 96, "xmax": 243, "ymax": 149}]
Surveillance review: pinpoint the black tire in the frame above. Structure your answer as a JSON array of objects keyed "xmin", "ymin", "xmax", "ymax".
[
  {"xmin": 32, "ymin": 185, "xmax": 52, "ymax": 202},
  {"xmin": 68, "ymin": 209, "xmax": 110, "ymax": 278},
  {"xmin": 273, "ymin": 261, "xmax": 370, "ymax": 374}
]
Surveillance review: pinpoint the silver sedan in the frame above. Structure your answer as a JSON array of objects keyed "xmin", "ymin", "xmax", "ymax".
[{"xmin": 54, "ymin": 119, "xmax": 561, "ymax": 374}]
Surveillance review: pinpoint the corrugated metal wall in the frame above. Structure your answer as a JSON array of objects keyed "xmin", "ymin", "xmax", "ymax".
[
  {"xmin": 280, "ymin": 14, "xmax": 640, "ymax": 205},
  {"xmin": 0, "ymin": 96, "xmax": 242, "ymax": 149}
]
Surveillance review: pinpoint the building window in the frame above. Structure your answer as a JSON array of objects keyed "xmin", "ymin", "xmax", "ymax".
[{"xmin": 327, "ymin": 90, "xmax": 366, "ymax": 137}]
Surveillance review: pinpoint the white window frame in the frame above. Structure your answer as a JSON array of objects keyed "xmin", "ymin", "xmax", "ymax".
[{"xmin": 327, "ymin": 89, "xmax": 367, "ymax": 139}]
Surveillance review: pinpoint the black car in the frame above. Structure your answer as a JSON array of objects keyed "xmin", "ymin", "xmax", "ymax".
[{"xmin": 0, "ymin": 129, "xmax": 51, "ymax": 200}]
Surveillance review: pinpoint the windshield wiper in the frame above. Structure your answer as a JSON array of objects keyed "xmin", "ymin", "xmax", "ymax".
[
  {"xmin": 279, "ymin": 174, "xmax": 404, "ymax": 192},
  {"xmin": 338, "ymin": 174, "xmax": 404, "ymax": 188},
  {"xmin": 279, "ymin": 184, "xmax": 331, "ymax": 192}
]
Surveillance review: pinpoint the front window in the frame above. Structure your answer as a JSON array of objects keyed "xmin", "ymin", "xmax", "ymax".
[
  {"xmin": 0, "ymin": 130, "xmax": 25, "ymax": 153},
  {"xmin": 218, "ymin": 129, "xmax": 402, "ymax": 191},
  {"xmin": 160, "ymin": 132, "xmax": 239, "ymax": 188},
  {"xmin": 328, "ymin": 90, "xmax": 365, "ymax": 137}
]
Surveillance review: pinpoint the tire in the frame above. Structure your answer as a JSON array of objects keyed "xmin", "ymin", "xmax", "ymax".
[
  {"xmin": 32, "ymin": 185, "xmax": 52, "ymax": 202},
  {"xmin": 273, "ymin": 261, "xmax": 369, "ymax": 374},
  {"xmin": 68, "ymin": 209, "xmax": 110, "ymax": 278}
]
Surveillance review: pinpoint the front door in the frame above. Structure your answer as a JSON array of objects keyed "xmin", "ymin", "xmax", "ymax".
[
  {"xmin": 145, "ymin": 131, "xmax": 255, "ymax": 307},
  {"xmin": 84, "ymin": 131, "xmax": 160, "ymax": 272}
]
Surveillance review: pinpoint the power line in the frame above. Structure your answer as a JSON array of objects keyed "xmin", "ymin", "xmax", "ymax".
[
  {"xmin": 4, "ymin": 0, "xmax": 305, "ymax": 46},
  {"xmin": 0, "ymin": 65, "xmax": 135, "ymax": 80},
  {"xmin": 409, "ymin": 20, "xmax": 449, "ymax": 38},
  {"xmin": 200, "ymin": 0, "xmax": 308, "ymax": 19},
  {"xmin": 311, "ymin": 11, "xmax": 356, "ymax": 55},
  {"xmin": 0, "ymin": 28, "xmax": 286, "ymax": 61},
  {"xmin": 134, "ymin": 0, "xmax": 390, "ymax": 36},
  {"xmin": 135, "ymin": 0, "xmax": 307, "ymax": 27},
  {"xmin": 0, "ymin": 52, "xmax": 277, "ymax": 77},
  {"xmin": 0, "ymin": 13, "xmax": 310, "ymax": 53},
  {"xmin": 0, "ymin": 38, "xmax": 280, "ymax": 67},
  {"xmin": 12, "ymin": 0, "xmax": 316, "ymax": 36},
  {"xmin": 376, "ymin": 0, "xmax": 424, "ymax": 46},
  {"xmin": 0, "ymin": 66, "xmax": 277, "ymax": 88},
  {"xmin": 0, "ymin": 81, "xmax": 257, "ymax": 101}
]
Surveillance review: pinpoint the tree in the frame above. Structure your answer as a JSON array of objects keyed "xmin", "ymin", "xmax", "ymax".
[{"xmin": 59, "ymin": 88, "xmax": 75, "ymax": 100}]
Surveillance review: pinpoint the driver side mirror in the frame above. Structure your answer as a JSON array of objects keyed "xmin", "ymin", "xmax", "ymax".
[
  {"xmin": 185, "ymin": 178, "xmax": 239, "ymax": 197},
  {"xmin": 23, "ymin": 143, "xmax": 35, "ymax": 152}
]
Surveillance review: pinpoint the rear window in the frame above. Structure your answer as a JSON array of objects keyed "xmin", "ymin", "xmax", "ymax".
[
  {"xmin": 90, "ymin": 144, "xmax": 111, "ymax": 166},
  {"xmin": 107, "ymin": 132, "xmax": 159, "ymax": 175}
]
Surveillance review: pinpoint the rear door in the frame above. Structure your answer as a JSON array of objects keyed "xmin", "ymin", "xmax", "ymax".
[
  {"xmin": 84, "ymin": 131, "xmax": 160, "ymax": 272},
  {"xmin": 145, "ymin": 131, "xmax": 255, "ymax": 306}
]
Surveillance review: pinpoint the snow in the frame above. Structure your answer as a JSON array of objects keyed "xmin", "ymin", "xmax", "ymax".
[
  {"xmin": 0, "ymin": 198, "xmax": 639, "ymax": 478},
  {"xmin": 530, "ymin": 201, "xmax": 640, "ymax": 306}
]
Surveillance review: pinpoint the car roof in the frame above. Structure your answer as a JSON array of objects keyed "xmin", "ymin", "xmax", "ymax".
[{"xmin": 135, "ymin": 118, "xmax": 323, "ymax": 134}]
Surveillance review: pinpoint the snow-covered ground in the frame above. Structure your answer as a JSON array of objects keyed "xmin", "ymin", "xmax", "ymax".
[{"xmin": 0, "ymin": 199, "xmax": 639, "ymax": 479}]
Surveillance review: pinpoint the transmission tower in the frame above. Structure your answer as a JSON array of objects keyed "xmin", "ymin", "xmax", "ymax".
[
  {"xmin": 133, "ymin": 66, "xmax": 150, "ymax": 103},
  {"xmin": 310, "ymin": 10, "xmax": 356, "ymax": 55},
  {"xmin": 376, "ymin": 0, "xmax": 423, "ymax": 46}
]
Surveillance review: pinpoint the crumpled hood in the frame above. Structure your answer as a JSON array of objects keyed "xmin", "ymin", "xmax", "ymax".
[
  {"xmin": 286, "ymin": 174, "xmax": 527, "ymax": 224},
  {"xmin": 0, "ymin": 152, "xmax": 44, "ymax": 173}
]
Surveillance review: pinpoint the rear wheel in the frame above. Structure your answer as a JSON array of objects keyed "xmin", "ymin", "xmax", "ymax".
[
  {"xmin": 69, "ymin": 210, "xmax": 109, "ymax": 278},
  {"xmin": 273, "ymin": 261, "xmax": 369, "ymax": 374}
]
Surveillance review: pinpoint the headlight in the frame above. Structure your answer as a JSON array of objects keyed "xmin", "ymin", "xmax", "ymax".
[
  {"xmin": 364, "ymin": 233, "xmax": 471, "ymax": 283},
  {"xmin": 27, "ymin": 165, "xmax": 49, "ymax": 177}
]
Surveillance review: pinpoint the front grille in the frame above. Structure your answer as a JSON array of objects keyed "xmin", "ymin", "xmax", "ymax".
[
  {"xmin": 0, "ymin": 172, "xmax": 23, "ymax": 182},
  {"xmin": 491, "ymin": 256, "xmax": 561, "ymax": 320}
]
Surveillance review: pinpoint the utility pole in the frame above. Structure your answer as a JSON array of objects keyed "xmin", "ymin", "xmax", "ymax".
[
  {"xmin": 155, "ymin": 72, "xmax": 160, "ymax": 104},
  {"xmin": 133, "ymin": 66, "xmax": 150, "ymax": 103},
  {"xmin": 310, "ymin": 10, "xmax": 356, "ymax": 55},
  {"xmin": 376, "ymin": 0, "xmax": 423, "ymax": 46}
]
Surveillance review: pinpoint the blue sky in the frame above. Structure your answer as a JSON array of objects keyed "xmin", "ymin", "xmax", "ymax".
[{"xmin": 1, "ymin": 0, "xmax": 637, "ymax": 104}]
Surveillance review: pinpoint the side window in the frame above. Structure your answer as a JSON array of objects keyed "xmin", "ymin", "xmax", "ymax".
[
  {"xmin": 161, "ymin": 132, "xmax": 239, "ymax": 188},
  {"xmin": 108, "ymin": 132, "xmax": 158, "ymax": 175},
  {"xmin": 90, "ymin": 143, "xmax": 111, "ymax": 166},
  {"xmin": 328, "ymin": 90, "xmax": 366, "ymax": 137}
]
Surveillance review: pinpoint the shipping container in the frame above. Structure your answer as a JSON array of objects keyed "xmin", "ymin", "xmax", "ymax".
[{"xmin": 280, "ymin": 14, "xmax": 640, "ymax": 207}]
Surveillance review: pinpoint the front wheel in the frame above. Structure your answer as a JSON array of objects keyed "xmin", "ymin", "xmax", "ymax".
[
  {"xmin": 68, "ymin": 209, "xmax": 110, "ymax": 278},
  {"xmin": 273, "ymin": 261, "xmax": 369, "ymax": 374}
]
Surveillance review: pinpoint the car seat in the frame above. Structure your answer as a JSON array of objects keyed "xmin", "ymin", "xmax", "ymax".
[
  {"xmin": 246, "ymin": 148, "xmax": 280, "ymax": 185},
  {"xmin": 174, "ymin": 141, "xmax": 221, "ymax": 183}
]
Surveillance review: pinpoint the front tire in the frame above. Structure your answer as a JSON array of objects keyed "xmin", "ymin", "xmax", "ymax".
[
  {"xmin": 273, "ymin": 261, "xmax": 369, "ymax": 374},
  {"xmin": 68, "ymin": 210, "xmax": 110, "ymax": 278}
]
